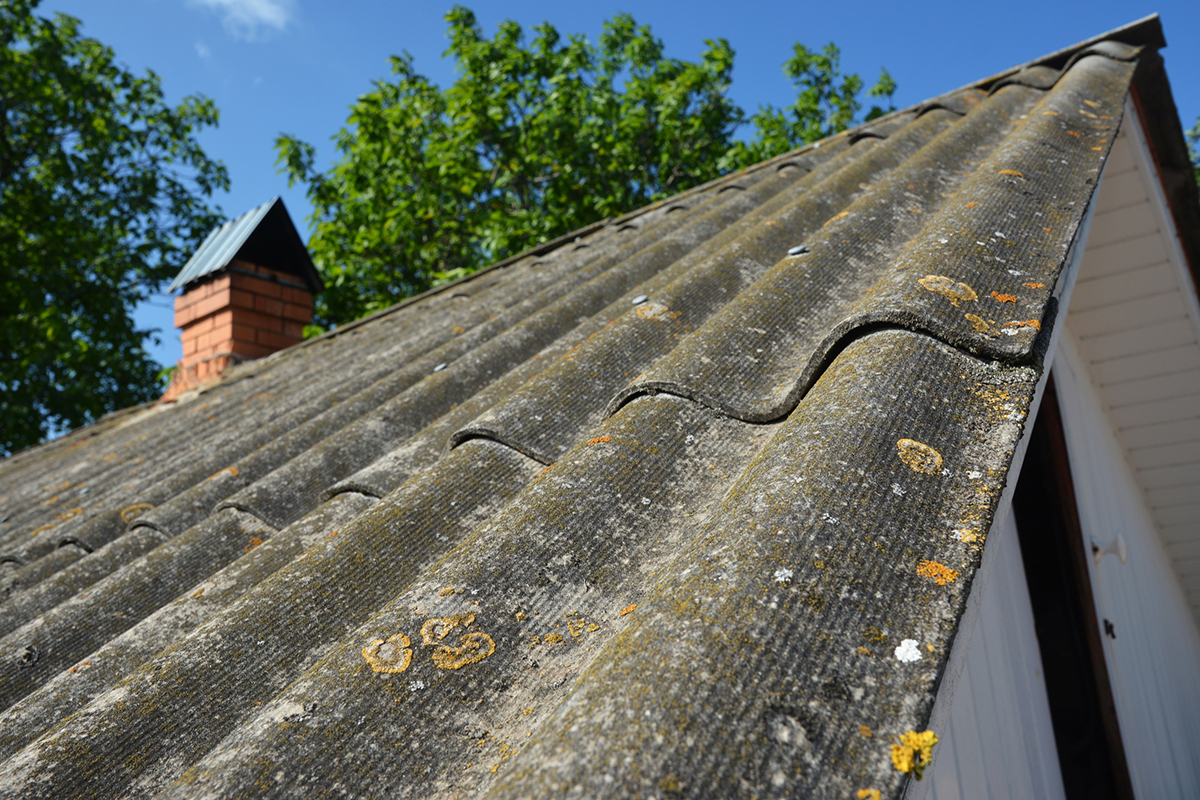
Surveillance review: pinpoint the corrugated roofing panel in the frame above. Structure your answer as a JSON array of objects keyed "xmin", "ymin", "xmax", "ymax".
[{"xmin": 0, "ymin": 16, "xmax": 1197, "ymax": 800}]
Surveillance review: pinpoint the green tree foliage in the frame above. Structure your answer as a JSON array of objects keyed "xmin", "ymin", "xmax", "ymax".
[
  {"xmin": 0, "ymin": 1, "xmax": 228, "ymax": 455},
  {"xmin": 723, "ymin": 43, "xmax": 896, "ymax": 169},
  {"xmin": 279, "ymin": 7, "xmax": 896, "ymax": 331}
]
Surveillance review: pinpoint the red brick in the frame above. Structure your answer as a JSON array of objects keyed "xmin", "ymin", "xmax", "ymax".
[
  {"xmin": 184, "ymin": 315, "xmax": 212, "ymax": 336},
  {"xmin": 253, "ymin": 295, "xmax": 286, "ymax": 317},
  {"xmin": 174, "ymin": 305, "xmax": 194, "ymax": 328},
  {"xmin": 230, "ymin": 289, "xmax": 255, "ymax": 310},
  {"xmin": 231, "ymin": 273, "xmax": 283, "ymax": 300},
  {"xmin": 182, "ymin": 337, "xmax": 197, "ymax": 357},
  {"xmin": 231, "ymin": 308, "xmax": 282, "ymax": 333},
  {"xmin": 230, "ymin": 340, "xmax": 275, "ymax": 359},
  {"xmin": 283, "ymin": 288, "xmax": 313, "ymax": 307},
  {"xmin": 256, "ymin": 329, "xmax": 301, "ymax": 350},
  {"xmin": 282, "ymin": 302, "xmax": 311, "ymax": 323},
  {"xmin": 231, "ymin": 322, "xmax": 258, "ymax": 343},
  {"xmin": 283, "ymin": 321, "xmax": 304, "ymax": 339}
]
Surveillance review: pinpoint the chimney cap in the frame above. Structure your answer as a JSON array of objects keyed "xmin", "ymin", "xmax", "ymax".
[{"xmin": 167, "ymin": 197, "xmax": 323, "ymax": 294}]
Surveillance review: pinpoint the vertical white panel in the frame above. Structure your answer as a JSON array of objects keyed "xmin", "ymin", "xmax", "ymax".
[
  {"xmin": 1053, "ymin": 332, "xmax": 1200, "ymax": 799},
  {"xmin": 924, "ymin": 513, "xmax": 1067, "ymax": 800}
]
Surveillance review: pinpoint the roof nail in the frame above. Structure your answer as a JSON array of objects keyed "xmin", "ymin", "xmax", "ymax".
[
  {"xmin": 631, "ymin": 295, "xmax": 648, "ymax": 305},
  {"xmin": 787, "ymin": 245, "xmax": 809, "ymax": 256}
]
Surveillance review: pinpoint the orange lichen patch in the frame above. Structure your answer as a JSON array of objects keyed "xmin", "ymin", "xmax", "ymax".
[
  {"xmin": 824, "ymin": 210, "xmax": 850, "ymax": 226},
  {"xmin": 636, "ymin": 302, "xmax": 680, "ymax": 321},
  {"xmin": 536, "ymin": 464, "xmax": 553, "ymax": 478},
  {"xmin": 421, "ymin": 613, "xmax": 476, "ymax": 645},
  {"xmin": 891, "ymin": 730, "xmax": 938, "ymax": 779},
  {"xmin": 990, "ymin": 291, "xmax": 1017, "ymax": 303},
  {"xmin": 1022, "ymin": 282, "xmax": 1045, "ymax": 289},
  {"xmin": 619, "ymin": 603, "xmax": 638, "ymax": 617},
  {"xmin": 543, "ymin": 632, "xmax": 564, "ymax": 645},
  {"xmin": 917, "ymin": 560, "xmax": 959, "ymax": 586},
  {"xmin": 67, "ymin": 661, "xmax": 92, "ymax": 674},
  {"xmin": 451, "ymin": 326, "xmax": 466, "ymax": 334},
  {"xmin": 1066, "ymin": 130, "xmax": 1081, "ymax": 137},
  {"xmin": 207, "ymin": 466, "xmax": 239, "ymax": 481},
  {"xmin": 362, "ymin": 633, "xmax": 413, "ymax": 674},
  {"xmin": 40, "ymin": 495, "xmax": 60, "ymax": 507},
  {"xmin": 587, "ymin": 436, "xmax": 612, "ymax": 446},
  {"xmin": 1084, "ymin": 99, "xmax": 1101, "ymax": 108},
  {"xmin": 896, "ymin": 439, "xmax": 943, "ymax": 474},
  {"xmin": 859, "ymin": 725, "xmax": 874, "ymax": 738},
  {"xmin": 191, "ymin": 588, "xmax": 205, "ymax": 599},
  {"xmin": 56, "ymin": 508, "xmax": 82, "ymax": 522},
  {"xmin": 433, "ymin": 631, "xmax": 495, "ymax": 670},
  {"xmin": 964, "ymin": 313, "xmax": 989, "ymax": 333},
  {"xmin": 856, "ymin": 646, "xmax": 872, "ymax": 657},
  {"xmin": 997, "ymin": 169, "xmax": 1023, "ymax": 177},
  {"xmin": 439, "ymin": 587, "xmax": 457, "ymax": 596},
  {"xmin": 30, "ymin": 523, "xmax": 56, "ymax": 537},
  {"xmin": 918, "ymin": 275, "xmax": 977, "ymax": 307},
  {"xmin": 857, "ymin": 790, "xmax": 881, "ymax": 800},
  {"xmin": 1003, "ymin": 319, "xmax": 1041, "ymax": 332},
  {"xmin": 1091, "ymin": 146, "xmax": 1104, "ymax": 151},
  {"xmin": 1042, "ymin": 110, "xmax": 1059, "ymax": 116},
  {"xmin": 244, "ymin": 537, "xmax": 263, "ymax": 553}
]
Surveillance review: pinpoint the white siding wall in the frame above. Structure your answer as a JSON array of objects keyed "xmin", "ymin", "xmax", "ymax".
[
  {"xmin": 925, "ymin": 511, "xmax": 1066, "ymax": 800},
  {"xmin": 1054, "ymin": 332, "xmax": 1200, "ymax": 798}
]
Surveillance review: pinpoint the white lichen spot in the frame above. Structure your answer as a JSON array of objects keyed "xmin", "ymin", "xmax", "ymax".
[
  {"xmin": 685, "ymin": 434, "xmax": 695, "ymax": 445},
  {"xmin": 409, "ymin": 680, "xmax": 425, "ymax": 691},
  {"xmin": 641, "ymin": 497, "xmax": 651, "ymax": 506},
  {"xmin": 967, "ymin": 470, "xmax": 982, "ymax": 480},
  {"xmin": 895, "ymin": 639, "xmax": 923, "ymax": 663},
  {"xmin": 821, "ymin": 512, "xmax": 839, "ymax": 524},
  {"xmin": 892, "ymin": 483, "xmax": 906, "ymax": 497},
  {"xmin": 773, "ymin": 568, "xmax": 794, "ymax": 585}
]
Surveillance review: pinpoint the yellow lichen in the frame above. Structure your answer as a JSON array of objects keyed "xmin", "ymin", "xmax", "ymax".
[
  {"xmin": 917, "ymin": 560, "xmax": 959, "ymax": 585},
  {"xmin": 244, "ymin": 536, "xmax": 263, "ymax": 553},
  {"xmin": 543, "ymin": 632, "xmax": 564, "ymax": 645},
  {"xmin": 432, "ymin": 631, "xmax": 496, "ymax": 670},
  {"xmin": 421, "ymin": 613, "xmax": 476, "ymax": 645},
  {"xmin": 890, "ymin": 730, "xmax": 938, "ymax": 779},
  {"xmin": 56, "ymin": 508, "xmax": 82, "ymax": 522},
  {"xmin": 990, "ymin": 291, "xmax": 1017, "ymax": 303},
  {"xmin": 620, "ymin": 603, "xmax": 637, "ymax": 617},
  {"xmin": 964, "ymin": 313, "xmax": 989, "ymax": 333},
  {"xmin": 587, "ymin": 436, "xmax": 612, "ymax": 446},
  {"xmin": 438, "ymin": 587, "xmax": 456, "ymax": 596},
  {"xmin": 1022, "ymin": 282, "xmax": 1045, "ymax": 289},
  {"xmin": 896, "ymin": 439, "xmax": 943, "ymax": 475},
  {"xmin": 29, "ymin": 523, "xmax": 56, "ymax": 536},
  {"xmin": 362, "ymin": 633, "xmax": 413, "ymax": 674},
  {"xmin": 857, "ymin": 790, "xmax": 881, "ymax": 800},
  {"xmin": 1003, "ymin": 319, "xmax": 1041, "ymax": 332},
  {"xmin": 119, "ymin": 503, "xmax": 154, "ymax": 523},
  {"xmin": 997, "ymin": 169, "xmax": 1024, "ymax": 177},
  {"xmin": 858, "ymin": 725, "xmax": 874, "ymax": 738},
  {"xmin": 515, "ymin": 611, "xmax": 527, "ymax": 622},
  {"xmin": 918, "ymin": 275, "xmax": 977, "ymax": 307},
  {"xmin": 856, "ymin": 646, "xmax": 872, "ymax": 657}
]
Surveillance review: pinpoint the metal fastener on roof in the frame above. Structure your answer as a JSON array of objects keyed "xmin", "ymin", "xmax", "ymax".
[
  {"xmin": 787, "ymin": 245, "xmax": 809, "ymax": 256},
  {"xmin": 631, "ymin": 295, "xmax": 648, "ymax": 305},
  {"xmin": 434, "ymin": 363, "xmax": 447, "ymax": 372}
]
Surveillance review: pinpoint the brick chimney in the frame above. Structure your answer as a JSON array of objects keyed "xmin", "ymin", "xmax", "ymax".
[{"xmin": 162, "ymin": 198, "xmax": 321, "ymax": 401}]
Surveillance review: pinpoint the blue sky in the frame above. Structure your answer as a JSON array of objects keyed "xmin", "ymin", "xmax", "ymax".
[{"xmin": 37, "ymin": 0, "xmax": 1200, "ymax": 370}]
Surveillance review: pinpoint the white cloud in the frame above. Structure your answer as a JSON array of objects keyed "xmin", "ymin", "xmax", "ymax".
[{"xmin": 188, "ymin": 0, "xmax": 295, "ymax": 40}]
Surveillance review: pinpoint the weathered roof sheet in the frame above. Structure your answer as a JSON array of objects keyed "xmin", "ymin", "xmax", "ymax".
[
  {"xmin": 166, "ymin": 197, "xmax": 322, "ymax": 294},
  {"xmin": 0, "ymin": 16, "xmax": 1189, "ymax": 799}
]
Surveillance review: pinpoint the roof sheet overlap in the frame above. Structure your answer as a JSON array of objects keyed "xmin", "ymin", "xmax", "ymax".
[{"xmin": 0, "ymin": 20, "xmax": 1170, "ymax": 799}]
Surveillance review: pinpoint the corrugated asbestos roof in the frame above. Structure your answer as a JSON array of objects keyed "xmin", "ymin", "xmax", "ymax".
[
  {"xmin": 0, "ymin": 17, "xmax": 1182, "ymax": 799},
  {"xmin": 166, "ymin": 197, "xmax": 322, "ymax": 294}
]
